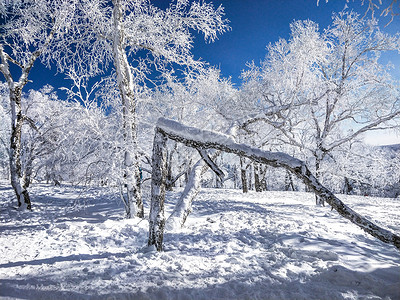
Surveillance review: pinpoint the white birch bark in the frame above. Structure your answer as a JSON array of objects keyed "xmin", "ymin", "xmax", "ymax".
[
  {"xmin": 0, "ymin": 45, "xmax": 38, "ymax": 209},
  {"xmin": 8, "ymin": 86, "xmax": 31, "ymax": 209},
  {"xmin": 111, "ymin": 0, "xmax": 143, "ymax": 218},
  {"xmin": 166, "ymin": 149, "xmax": 222, "ymax": 230}
]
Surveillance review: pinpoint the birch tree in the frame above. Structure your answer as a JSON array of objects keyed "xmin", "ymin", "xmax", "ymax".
[
  {"xmin": 27, "ymin": 88, "xmax": 116, "ymax": 187},
  {"xmin": 0, "ymin": 0, "xmax": 79, "ymax": 209},
  {"xmin": 240, "ymin": 11, "xmax": 400, "ymax": 202},
  {"xmin": 0, "ymin": 83, "xmax": 10, "ymax": 179},
  {"xmin": 74, "ymin": 0, "xmax": 229, "ymax": 218}
]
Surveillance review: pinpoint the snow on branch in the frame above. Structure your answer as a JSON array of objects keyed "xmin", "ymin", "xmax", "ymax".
[
  {"xmin": 156, "ymin": 117, "xmax": 303, "ymax": 170},
  {"xmin": 149, "ymin": 117, "xmax": 400, "ymax": 252}
]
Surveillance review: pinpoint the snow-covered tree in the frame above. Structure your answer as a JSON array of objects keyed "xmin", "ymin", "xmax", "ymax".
[
  {"xmin": 332, "ymin": 142, "xmax": 400, "ymax": 197},
  {"xmin": 0, "ymin": 0, "xmax": 82, "ymax": 209},
  {"xmin": 32, "ymin": 95, "xmax": 114, "ymax": 187},
  {"xmin": 0, "ymin": 84, "xmax": 108, "ymax": 188},
  {"xmin": 69, "ymin": 0, "xmax": 229, "ymax": 218},
  {"xmin": 145, "ymin": 68, "xmax": 236, "ymax": 189},
  {"xmin": 319, "ymin": 0, "xmax": 400, "ymax": 23},
  {"xmin": 240, "ymin": 10, "xmax": 400, "ymax": 202},
  {"xmin": 59, "ymin": 72, "xmax": 122, "ymax": 186}
]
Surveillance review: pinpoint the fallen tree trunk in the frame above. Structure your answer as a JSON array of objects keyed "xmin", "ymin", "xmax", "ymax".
[{"xmin": 149, "ymin": 117, "xmax": 400, "ymax": 251}]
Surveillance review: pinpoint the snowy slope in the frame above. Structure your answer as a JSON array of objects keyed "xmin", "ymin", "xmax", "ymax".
[{"xmin": 0, "ymin": 182, "xmax": 399, "ymax": 300}]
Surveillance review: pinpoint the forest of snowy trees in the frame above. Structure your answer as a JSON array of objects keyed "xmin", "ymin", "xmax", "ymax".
[{"xmin": 0, "ymin": 0, "xmax": 400, "ymax": 248}]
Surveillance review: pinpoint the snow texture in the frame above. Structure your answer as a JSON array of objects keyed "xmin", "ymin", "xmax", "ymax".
[{"xmin": 0, "ymin": 181, "xmax": 399, "ymax": 299}]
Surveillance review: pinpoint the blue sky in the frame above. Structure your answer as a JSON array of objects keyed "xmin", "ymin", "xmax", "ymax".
[
  {"xmin": 190, "ymin": 0, "xmax": 400, "ymax": 85},
  {"xmin": 19, "ymin": 0, "xmax": 399, "ymax": 91}
]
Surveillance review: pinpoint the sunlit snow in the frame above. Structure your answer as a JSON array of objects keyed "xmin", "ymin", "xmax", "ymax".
[{"xmin": 0, "ymin": 181, "xmax": 399, "ymax": 299}]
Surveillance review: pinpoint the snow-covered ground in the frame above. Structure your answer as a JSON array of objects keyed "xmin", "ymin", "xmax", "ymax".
[{"xmin": 0, "ymin": 181, "xmax": 399, "ymax": 300}]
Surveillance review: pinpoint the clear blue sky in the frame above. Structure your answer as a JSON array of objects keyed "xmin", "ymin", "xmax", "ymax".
[
  {"xmin": 189, "ymin": 0, "xmax": 400, "ymax": 85},
  {"xmin": 19, "ymin": 0, "xmax": 400, "ymax": 90}
]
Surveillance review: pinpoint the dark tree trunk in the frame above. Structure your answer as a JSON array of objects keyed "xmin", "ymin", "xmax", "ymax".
[
  {"xmin": 165, "ymin": 144, "xmax": 177, "ymax": 191},
  {"xmin": 22, "ymin": 151, "xmax": 35, "ymax": 190},
  {"xmin": 240, "ymin": 157, "xmax": 248, "ymax": 193},
  {"xmin": 343, "ymin": 177, "xmax": 354, "ymax": 195},
  {"xmin": 285, "ymin": 171, "xmax": 295, "ymax": 191},
  {"xmin": 215, "ymin": 174, "xmax": 223, "ymax": 188},
  {"xmin": 315, "ymin": 157, "xmax": 325, "ymax": 206},
  {"xmin": 254, "ymin": 163, "xmax": 263, "ymax": 192}
]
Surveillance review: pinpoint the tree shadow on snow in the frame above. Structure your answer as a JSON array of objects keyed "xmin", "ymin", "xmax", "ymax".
[
  {"xmin": 97, "ymin": 264, "xmax": 399, "ymax": 300},
  {"xmin": 2, "ymin": 264, "xmax": 395, "ymax": 300},
  {"xmin": 0, "ymin": 281, "xmax": 91, "ymax": 300},
  {"xmin": 1, "ymin": 186, "xmax": 125, "ymax": 228},
  {"xmin": 0, "ymin": 251, "xmax": 130, "ymax": 269}
]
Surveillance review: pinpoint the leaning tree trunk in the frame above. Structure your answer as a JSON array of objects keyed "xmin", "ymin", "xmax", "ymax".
[
  {"xmin": 166, "ymin": 159, "xmax": 204, "ymax": 230},
  {"xmin": 166, "ymin": 150, "xmax": 222, "ymax": 230},
  {"xmin": 148, "ymin": 118, "xmax": 400, "ymax": 252},
  {"xmin": 343, "ymin": 177, "xmax": 354, "ymax": 195},
  {"xmin": 112, "ymin": 0, "xmax": 143, "ymax": 218}
]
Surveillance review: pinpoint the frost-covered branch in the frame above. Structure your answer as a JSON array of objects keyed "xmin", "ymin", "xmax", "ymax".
[{"xmin": 318, "ymin": 0, "xmax": 400, "ymax": 24}]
